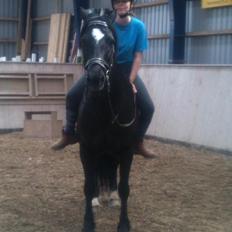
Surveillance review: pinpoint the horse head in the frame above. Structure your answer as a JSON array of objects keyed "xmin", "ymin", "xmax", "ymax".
[{"xmin": 80, "ymin": 8, "xmax": 116, "ymax": 92}]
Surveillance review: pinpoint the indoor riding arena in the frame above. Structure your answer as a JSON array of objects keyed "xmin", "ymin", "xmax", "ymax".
[{"xmin": 0, "ymin": 0, "xmax": 232, "ymax": 232}]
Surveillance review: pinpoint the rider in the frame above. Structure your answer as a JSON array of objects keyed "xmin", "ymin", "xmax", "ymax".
[{"xmin": 52, "ymin": 0, "xmax": 155, "ymax": 159}]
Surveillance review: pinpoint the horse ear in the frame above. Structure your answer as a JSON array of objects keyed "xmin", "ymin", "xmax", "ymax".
[
  {"xmin": 104, "ymin": 9, "xmax": 116, "ymax": 25},
  {"xmin": 80, "ymin": 7, "xmax": 94, "ymax": 19}
]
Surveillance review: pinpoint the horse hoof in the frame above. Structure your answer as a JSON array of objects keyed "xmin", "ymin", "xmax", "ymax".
[
  {"xmin": 117, "ymin": 226, "xmax": 130, "ymax": 232},
  {"xmin": 82, "ymin": 226, "xmax": 95, "ymax": 232},
  {"xmin": 82, "ymin": 221, "xmax": 95, "ymax": 232},
  {"xmin": 82, "ymin": 228, "xmax": 95, "ymax": 232},
  {"xmin": 117, "ymin": 222, "xmax": 130, "ymax": 232}
]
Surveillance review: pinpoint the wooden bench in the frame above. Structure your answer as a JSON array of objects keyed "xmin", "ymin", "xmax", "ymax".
[{"xmin": 23, "ymin": 111, "xmax": 62, "ymax": 138}]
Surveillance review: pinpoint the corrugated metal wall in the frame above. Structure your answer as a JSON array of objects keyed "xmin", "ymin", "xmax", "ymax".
[
  {"xmin": 0, "ymin": 0, "xmax": 231, "ymax": 64},
  {"xmin": 0, "ymin": 0, "xmax": 19, "ymax": 59},
  {"xmin": 0, "ymin": 0, "xmax": 74, "ymax": 61},
  {"xmin": 134, "ymin": 0, "xmax": 169, "ymax": 64},
  {"xmin": 185, "ymin": 0, "xmax": 232, "ymax": 64},
  {"xmin": 89, "ymin": 0, "xmax": 111, "ymax": 8},
  {"xmin": 31, "ymin": 0, "xmax": 74, "ymax": 60},
  {"xmin": 89, "ymin": 0, "xmax": 170, "ymax": 64},
  {"xmin": 90, "ymin": 0, "xmax": 232, "ymax": 64}
]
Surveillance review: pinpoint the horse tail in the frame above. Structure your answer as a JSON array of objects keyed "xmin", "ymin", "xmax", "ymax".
[{"xmin": 97, "ymin": 155, "xmax": 118, "ymax": 192}]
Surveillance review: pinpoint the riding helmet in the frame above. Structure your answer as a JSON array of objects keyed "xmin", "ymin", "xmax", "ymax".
[{"xmin": 111, "ymin": 0, "xmax": 135, "ymax": 9}]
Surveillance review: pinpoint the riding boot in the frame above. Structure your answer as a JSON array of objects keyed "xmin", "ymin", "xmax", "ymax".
[
  {"xmin": 51, "ymin": 110, "xmax": 79, "ymax": 150},
  {"xmin": 51, "ymin": 129, "xmax": 79, "ymax": 150},
  {"xmin": 134, "ymin": 140, "xmax": 156, "ymax": 159}
]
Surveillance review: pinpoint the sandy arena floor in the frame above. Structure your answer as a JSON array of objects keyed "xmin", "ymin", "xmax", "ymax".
[{"xmin": 0, "ymin": 132, "xmax": 231, "ymax": 232}]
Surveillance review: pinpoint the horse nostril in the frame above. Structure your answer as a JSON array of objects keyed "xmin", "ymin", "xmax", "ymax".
[{"xmin": 87, "ymin": 74, "xmax": 100, "ymax": 85}]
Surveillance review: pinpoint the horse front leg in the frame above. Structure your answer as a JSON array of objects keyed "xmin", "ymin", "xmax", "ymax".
[
  {"xmin": 83, "ymin": 177, "xmax": 95, "ymax": 232},
  {"xmin": 109, "ymin": 162, "xmax": 120, "ymax": 208},
  {"xmin": 81, "ymin": 150, "xmax": 97, "ymax": 232},
  {"xmin": 117, "ymin": 152, "xmax": 133, "ymax": 232}
]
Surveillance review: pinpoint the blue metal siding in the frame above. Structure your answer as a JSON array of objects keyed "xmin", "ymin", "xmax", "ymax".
[
  {"xmin": 31, "ymin": 0, "xmax": 74, "ymax": 60},
  {"xmin": 32, "ymin": 0, "xmax": 74, "ymax": 17},
  {"xmin": 134, "ymin": 2, "xmax": 170, "ymax": 64},
  {"xmin": 0, "ymin": 0, "xmax": 19, "ymax": 17},
  {"xmin": 185, "ymin": 0, "xmax": 232, "ymax": 64},
  {"xmin": 186, "ymin": 1, "xmax": 232, "ymax": 32},
  {"xmin": 123, "ymin": 0, "xmax": 170, "ymax": 64},
  {"xmin": 32, "ymin": 0, "xmax": 61, "ymax": 17},
  {"xmin": 144, "ymin": 38, "xmax": 169, "ymax": 63},
  {"xmin": 89, "ymin": 0, "xmax": 111, "ymax": 8},
  {"xmin": 0, "ymin": 43, "xmax": 17, "ymax": 60},
  {"xmin": 1, "ymin": 0, "xmax": 231, "ymax": 64},
  {"xmin": 0, "ymin": 0, "xmax": 19, "ymax": 59},
  {"xmin": 185, "ymin": 35, "xmax": 232, "ymax": 64}
]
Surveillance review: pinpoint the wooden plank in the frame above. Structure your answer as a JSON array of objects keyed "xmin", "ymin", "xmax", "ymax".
[
  {"xmin": 34, "ymin": 74, "xmax": 66, "ymax": 96},
  {"xmin": 0, "ymin": 74, "xmax": 32, "ymax": 96},
  {"xmin": 202, "ymin": 0, "xmax": 232, "ymax": 9},
  {"xmin": 61, "ymin": 14, "xmax": 71, "ymax": 62},
  {"xmin": 186, "ymin": 29, "xmax": 232, "ymax": 38},
  {"xmin": 47, "ymin": 14, "xmax": 60, "ymax": 62},
  {"xmin": 47, "ymin": 13, "xmax": 71, "ymax": 63},
  {"xmin": 48, "ymin": 14, "xmax": 59, "ymax": 62},
  {"xmin": 23, "ymin": 110, "xmax": 62, "ymax": 139},
  {"xmin": 21, "ymin": 0, "xmax": 32, "ymax": 61},
  {"xmin": 57, "ymin": 14, "xmax": 66, "ymax": 61},
  {"xmin": 148, "ymin": 34, "xmax": 169, "ymax": 40}
]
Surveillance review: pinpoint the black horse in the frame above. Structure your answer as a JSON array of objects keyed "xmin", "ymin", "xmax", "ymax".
[{"xmin": 78, "ymin": 8, "xmax": 136, "ymax": 232}]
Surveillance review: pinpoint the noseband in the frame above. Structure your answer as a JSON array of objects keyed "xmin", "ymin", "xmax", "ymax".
[
  {"xmin": 84, "ymin": 57, "xmax": 111, "ymax": 75},
  {"xmin": 85, "ymin": 57, "xmax": 111, "ymax": 93}
]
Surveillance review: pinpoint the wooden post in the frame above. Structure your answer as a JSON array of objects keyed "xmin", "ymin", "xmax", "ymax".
[
  {"xmin": 47, "ymin": 13, "xmax": 71, "ymax": 63},
  {"xmin": 21, "ymin": 0, "xmax": 32, "ymax": 61}
]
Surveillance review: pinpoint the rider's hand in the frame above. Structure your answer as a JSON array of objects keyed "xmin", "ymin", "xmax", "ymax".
[{"xmin": 131, "ymin": 82, "xmax": 137, "ymax": 94}]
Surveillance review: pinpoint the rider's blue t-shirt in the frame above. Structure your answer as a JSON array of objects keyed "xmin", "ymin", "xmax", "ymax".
[{"xmin": 113, "ymin": 17, "xmax": 148, "ymax": 64}]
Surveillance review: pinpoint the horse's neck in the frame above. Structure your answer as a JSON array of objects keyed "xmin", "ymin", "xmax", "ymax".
[
  {"xmin": 79, "ymin": 76, "xmax": 135, "ymax": 131},
  {"xmin": 80, "ymin": 90, "xmax": 110, "ymax": 126}
]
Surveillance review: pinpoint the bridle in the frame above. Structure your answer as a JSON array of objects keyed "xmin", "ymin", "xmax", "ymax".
[
  {"xmin": 81, "ymin": 19, "xmax": 114, "ymax": 87},
  {"xmin": 81, "ymin": 17, "xmax": 136, "ymax": 128},
  {"xmin": 84, "ymin": 57, "xmax": 111, "ymax": 76}
]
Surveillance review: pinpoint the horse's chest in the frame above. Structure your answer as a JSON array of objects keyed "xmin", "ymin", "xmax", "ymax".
[{"xmin": 80, "ymin": 121, "xmax": 131, "ymax": 152}]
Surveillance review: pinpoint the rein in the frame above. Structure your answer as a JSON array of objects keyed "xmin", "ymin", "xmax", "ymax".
[
  {"xmin": 82, "ymin": 19, "xmax": 136, "ymax": 128},
  {"xmin": 106, "ymin": 78, "xmax": 136, "ymax": 127}
]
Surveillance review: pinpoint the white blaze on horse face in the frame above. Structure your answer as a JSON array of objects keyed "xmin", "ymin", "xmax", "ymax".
[{"xmin": 92, "ymin": 28, "xmax": 104, "ymax": 44}]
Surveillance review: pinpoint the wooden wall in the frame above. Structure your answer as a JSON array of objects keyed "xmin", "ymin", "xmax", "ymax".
[{"xmin": 0, "ymin": 63, "xmax": 83, "ymax": 130}]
